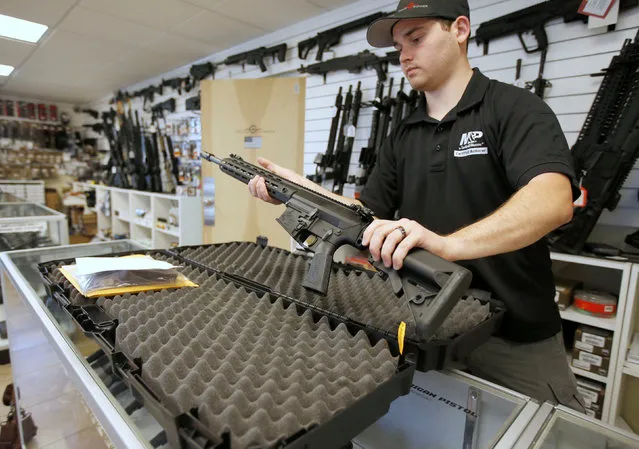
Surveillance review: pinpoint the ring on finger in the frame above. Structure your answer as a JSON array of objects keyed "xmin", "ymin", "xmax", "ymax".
[{"xmin": 394, "ymin": 225, "xmax": 407, "ymax": 239}]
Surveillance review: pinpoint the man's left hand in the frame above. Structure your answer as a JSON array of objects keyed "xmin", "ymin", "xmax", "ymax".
[{"xmin": 361, "ymin": 219, "xmax": 456, "ymax": 270}]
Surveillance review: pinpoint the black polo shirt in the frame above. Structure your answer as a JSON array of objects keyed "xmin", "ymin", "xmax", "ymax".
[{"xmin": 360, "ymin": 68, "xmax": 580, "ymax": 343}]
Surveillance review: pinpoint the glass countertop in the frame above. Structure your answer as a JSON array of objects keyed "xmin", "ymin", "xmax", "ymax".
[
  {"xmin": 0, "ymin": 191, "xmax": 25, "ymax": 203},
  {"xmin": 533, "ymin": 406, "xmax": 639, "ymax": 449},
  {"xmin": 0, "ymin": 203, "xmax": 62, "ymax": 219},
  {"xmin": 0, "ymin": 240, "xmax": 153, "ymax": 449}
]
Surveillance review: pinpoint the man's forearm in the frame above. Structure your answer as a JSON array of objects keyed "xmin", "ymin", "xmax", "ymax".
[{"xmin": 445, "ymin": 173, "xmax": 573, "ymax": 261}]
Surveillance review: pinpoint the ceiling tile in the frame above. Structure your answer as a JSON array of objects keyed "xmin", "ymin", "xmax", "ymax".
[
  {"xmin": 1, "ymin": 77, "xmax": 106, "ymax": 103},
  {"xmin": 58, "ymin": 6, "xmax": 165, "ymax": 48},
  {"xmin": 80, "ymin": 0, "xmax": 203, "ymax": 30},
  {"xmin": 170, "ymin": 9, "xmax": 265, "ymax": 48},
  {"xmin": 306, "ymin": 0, "xmax": 353, "ymax": 9},
  {"xmin": 0, "ymin": 0, "xmax": 77, "ymax": 27},
  {"xmin": 0, "ymin": 39, "xmax": 36, "ymax": 67},
  {"xmin": 143, "ymin": 34, "xmax": 219, "ymax": 65},
  {"xmin": 98, "ymin": 48, "xmax": 188, "ymax": 89},
  {"xmin": 185, "ymin": 0, "xmax": 225, "ymax": 8},
  {"xmin": 16, "ymin": 29, "xmax": 133, "ymax": 81},
  {"xmin": 211, "ymin": 0, "xmax": 325, "ymax": 31}
]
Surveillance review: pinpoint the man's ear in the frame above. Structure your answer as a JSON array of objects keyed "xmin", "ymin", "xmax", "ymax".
[{"xmin": 453, "ymin": 16, "xmax": 471, "ymax": 45}]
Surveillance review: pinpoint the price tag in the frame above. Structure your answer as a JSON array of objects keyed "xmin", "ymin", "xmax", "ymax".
[{"xmin": 578, "ymin": 0, "xmax": 616, "ymax": 18}]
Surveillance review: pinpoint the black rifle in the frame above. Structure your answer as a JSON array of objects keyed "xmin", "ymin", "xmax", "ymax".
[
  {"xmin": 376, "ymin": 78, "xmax": 395, "ymax": 151},
  {"xmin": 475, "ymin": 0, "xmax": 638, "ymax": 55},
  {"xmin": 162, "ymin": 77, "xmax": 191, "ymax": 95},
  {"xmin": 391, "ymin": 78, "xmax": 409, "ymax": 131},
  {"xmin": 102, "ymin": 109, "xmax": 130, "ymax": 189},
  {"xmin": 83, "ymin": 123, "xmax": 105, "ymax": 134},
  {"xmin": 333, "ymin": 81, "xmax": 362, "ymax": 195},
  {"xmin": 224, "ymin": 44, "xmax": 287, "ymax": 72},
  {"xmin": 132, "ymin": 85, "xmax": 164, "ymax": 110},
  {"xmin": 151, "ymin": 98, "xmax": 176, "ymax": 123},
  {"xmin": 308, "ymin": 86, "xmax": 344, "ymax": 183},
  {"xmin": 201, "ymin": 152, "xmax": 472, "ymax": 341},
  {"xmin": 299, "ymin": 50, "xmax": 400, "ymax": 82},
  {"xmin": 298, "ymin": 11, "xmax": 388, "ymax": 61},
  {"xmin": 190, "ymin": 61, "xmax": 216, "ymax": 82},
  {"xmin": 135, "ymin": 111, "xmax": 150, "ymax": 192},
  {"xmin": 525, "ymin": 48, "xmax": 552, "ymax": 98},
  {"xmin": 329, "ymin": 85, "xmax": 354, "ymax": 183},
  {"xmin": 185, "ymin": 94, "xmax": 201, "ymax": 111},
  {"xmin": 549, "ymin": 31, "xmax": 639, "ymax": 253},
  {"xmin": 349, "ymin": 80, "xmax": 385, "ymax": 188},
  {"xmin": 81, "ymin": 109, "xmax": 100, "ymax": 119}
]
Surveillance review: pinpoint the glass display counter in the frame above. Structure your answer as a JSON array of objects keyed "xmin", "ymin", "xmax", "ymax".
[
  {"xmin": 531, "ymin": 405, "xmax": 639, "ymax": 449},
  {"xmin": 0, "ymin": 202, "xmax": 69, "ymax": 250},
  {"xmin": 352, "ymin": 368, "xmax": 541, "ymax": 449}
]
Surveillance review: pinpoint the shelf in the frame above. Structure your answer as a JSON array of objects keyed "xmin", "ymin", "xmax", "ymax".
[
  {"xmin": 132, "ymin": 220, "xmax": 152, "ymax": 229},
  {"xmin": 566, "ymin": 351, "xmax": 608, "ymax": 383},
  {"xmin": 115, "ymin": 216, "xmax": 130, "ymax": 223},
  {"xmin": 550, "ymin": 251, "xmax": 630, "ymax": 270},
  {"xmin": 623, "ymin": 362, "xmax": 639, "ymax": 378},
  {"xmin": 571, "ymin": 365, "xmax": 609, "ymax": 383},
  {"xmin": 155, "ymin": 227, "xmax": 179, "ymax": 238},
  {"xmin": 615, "ymin": 416, "xmax": 634, "ymax": 434},
  {"xmin": 560, "ymin": 305, "xmax": 617, "ymax": 331}
]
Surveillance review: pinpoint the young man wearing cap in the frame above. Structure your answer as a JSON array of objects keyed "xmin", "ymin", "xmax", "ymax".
[{"xmin": 247, "ymin": 0, "xmax": 585, "ymax": 411}]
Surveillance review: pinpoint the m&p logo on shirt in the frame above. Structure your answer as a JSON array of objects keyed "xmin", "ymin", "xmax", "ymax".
[{"xmin": 455, "ymin": 130, "xmax": 488, "ymax": 158}]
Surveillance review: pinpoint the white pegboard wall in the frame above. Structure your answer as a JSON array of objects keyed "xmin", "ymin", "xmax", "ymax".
[{"xmin": 0, "ymin": 181, "xmax": 45, "ymax": 204}]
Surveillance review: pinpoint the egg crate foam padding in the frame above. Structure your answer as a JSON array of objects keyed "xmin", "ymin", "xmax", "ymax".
[
  {"xmin": 96, "ymin": 274, "xmax": 413, "ymax": 449},
  {"xmin": 37, "ymin": 249, "xmax": 197, "ymax": 307},
  {"xmin": 171, "ymin": 242, "xmax": 500, "ymax": 341}
]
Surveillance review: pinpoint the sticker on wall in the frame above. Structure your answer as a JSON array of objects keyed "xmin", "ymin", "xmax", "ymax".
[{"xmin": 244, "ymin": 135, "xmax": 262, "ymax": 149}]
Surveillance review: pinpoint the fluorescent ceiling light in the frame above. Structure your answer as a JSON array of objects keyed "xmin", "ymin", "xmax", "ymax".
[
  {"xmin": 0, "ymin": 14, "xmax": 48, "ymax": 43},
  {"xmin": 0, "ymin": 64, "xmax": 14, "ymax": 76}
]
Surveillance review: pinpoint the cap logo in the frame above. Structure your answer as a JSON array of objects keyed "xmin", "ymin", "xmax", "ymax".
[{"xmin": 399, "ymin": 2, "xmax": 429, "ymax": 13}]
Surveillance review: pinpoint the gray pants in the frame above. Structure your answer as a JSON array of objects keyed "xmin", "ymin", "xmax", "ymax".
[{"xmin": 465, "ymin": 332, "xmax": 586, "ymax": 412}]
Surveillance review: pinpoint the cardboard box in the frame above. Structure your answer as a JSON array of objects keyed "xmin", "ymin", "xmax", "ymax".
[
  {"xmin": 554, "ymin": 277, "xmax": 581, "ymax": 310},
  {"xmin": 584, "ymin": 407, "xmax": 602, "ymax": 420},
  {"xmin": 575, "ymin": 377, "xmax": 605, "ymax": 411},
  {"xmin": 572, "ymin": 348, "xmax": 610, "ymax": 377},
  {"xmin": 574, "ymin": 325, "xmax": 613, "ymax": 356}
]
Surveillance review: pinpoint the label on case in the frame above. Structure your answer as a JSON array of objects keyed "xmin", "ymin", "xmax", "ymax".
[
  {"xmin": 581, "ymin": 333, "xmax": 606, "ymax": 348},
  {"xmin": 572, "ymin": 359, "xmax": 590, "ymax": 370},
  {"xmin": 579, "ymin": 351, "xmax": 603, "ymax": 367}
]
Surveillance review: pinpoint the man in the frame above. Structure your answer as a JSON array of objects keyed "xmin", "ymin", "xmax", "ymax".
[{"xmin": 248, "ymin": 0, "xmax": 585, "ymax": 411}]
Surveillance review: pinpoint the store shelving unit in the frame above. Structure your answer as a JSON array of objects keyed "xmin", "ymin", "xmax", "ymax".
[
  {"xmin": 609, "ymin": 263, "xmax": 639, "ymax": 434},
  {"xmin": 550, "ymin": 252, "xmax": 635, "ymax": 426},
  {"xmin": 0, "ymin": 180, "xmax": 45, "ymax": 204},
  {"xmin": 94, "ymin": 186, "xmax": 203, "ymax": 249}
]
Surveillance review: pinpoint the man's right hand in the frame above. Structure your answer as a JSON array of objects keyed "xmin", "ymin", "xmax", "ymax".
[{"xmin": 247, "ymin": 157, "xmax": 305, "ymax": 205}]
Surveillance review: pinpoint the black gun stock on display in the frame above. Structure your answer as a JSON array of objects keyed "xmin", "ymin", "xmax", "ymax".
[
  {"xmin": 475, "ymin": 0, "xmax": 638, "ymax": 55},
  {"xmin": 201, "ymin": 152, "xmax": 472, "ymax": 340},
  {"xmin": 224, "ymin": 44, "xmax": 288, "ymax": 72},
  {"xmin": 298, "ymin": 11, "xmax": 389, "ymax": 61},
  {"xmin": 299, "ymin": 50, "xmax": 400, "ymax": 82},
  {"xmin": 190, "ymin": 61, "xmax": 216, "ymax": 82}
]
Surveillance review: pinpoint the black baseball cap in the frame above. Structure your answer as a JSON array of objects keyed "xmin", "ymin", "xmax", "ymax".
[{"xmin": 367, "ymin": 0, "xmax": 470, "ymax": 48}]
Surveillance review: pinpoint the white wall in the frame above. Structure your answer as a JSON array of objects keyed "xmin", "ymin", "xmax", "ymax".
[{"xmin": 88, "ymin": 0, "xmax": 639, "ymax": 229}]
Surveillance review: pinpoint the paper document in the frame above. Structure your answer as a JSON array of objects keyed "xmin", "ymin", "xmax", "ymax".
[{"xmin": 74, "ymin": 255, "xmax": 177, "ymax": 276}]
